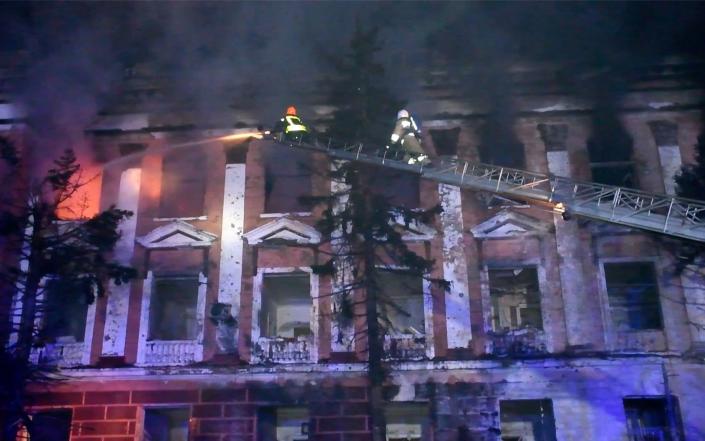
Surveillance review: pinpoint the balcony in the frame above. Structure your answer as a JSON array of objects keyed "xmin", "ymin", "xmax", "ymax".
[
  {"xmin": 30, "ymin": 342, "xmax": 86, "ymax": 367},
  {"xmin": 141, "ymin": 340, "xmax": 203, "ymax": 366},
  {"xmin": 254, "ymin": 336, "xmax": 312, "ymax": 364},
  {"xmin": 383, "ymin": 334, "xmax": 426, "ymax": 361},
  {"xmin": 487, "ymin": 327, "xmax": 547, "ymax": 357}
]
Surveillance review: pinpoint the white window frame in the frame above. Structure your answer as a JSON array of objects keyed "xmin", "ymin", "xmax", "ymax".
[
  {"xmin": 377, "ymin": 265, "xmax": 435, "ymax": 360},
  {"xmin": 252, "ymin": 267, "xmax": 320, "ymax": 363},
  {"xmin": 480, "ymin": 260, "xmax": 552, "ymax": 352},
  {"xmin": 136, "ymin": 271, "xmax": 207, "ymax": 366},
  {"xmin": 597, "ymin": 257, "xmax": 666, "ymax": 350},
  {"xmin": 29, "ymin": 276, "xmax": 97, "ymax": 367}
]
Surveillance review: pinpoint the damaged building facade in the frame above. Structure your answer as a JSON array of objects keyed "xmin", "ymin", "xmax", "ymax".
[{"xmin": 3, "ymin": 58, "xmax": 705, "ymax": 441}]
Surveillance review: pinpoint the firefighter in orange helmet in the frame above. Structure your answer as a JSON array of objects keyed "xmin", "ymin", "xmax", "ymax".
[{"xmin": 272, "ymin": 105, "xmax": 310, "ymax": 142}]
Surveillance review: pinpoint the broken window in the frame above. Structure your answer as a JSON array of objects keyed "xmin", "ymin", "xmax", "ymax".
[
  {"xmin": 587, "ymin": 112, "xmax": 636, "ymax": 187},
  {"xmin": 624, "ymin": 397, "xmax": 682, "ymax": 441},
  {"xmin": 26, "ymin": 410, "xmax": 72, "ymax": 441},
  {"xmin": 144, "ymin": 408, "xmax": 190, "ymax": 441},
  {"xmin": 489, "ymin": 268, "xmax": 543, "ymax": 331},
  {"xmin": 257, "ymin": 407, "xmax": 309, "ymax": 441},
  {"xmin": 478, "ymin": 115, "xmax": 526, "ymax": 169},
  {"xmin": 385, "ymin": 403, "xmax": 430, "ymax": 441},
  {"xmin": 604, "ymin": 262, "xmax": 663, "ymax": 331},
  {"xmin": 500, "ymin": 399, "xmax": 557, "ymax": 441},
  {"xmin": 361, "ymin": 165, "xmax": 420, "ymax": 208},
  {"xmin": 377, "ymin": 270, "xmax": 425, "ymax": 336},
  {"xmin": 149, "ymin": 276, "xmax": 200, "ymax": 341},
  {"xmin": 260, "ymin": 273, "xmax": 312, "ymax": 339},
  {"xmin": 159, "ymin": 149, "xmax": 206, "ymax": 218},
  {"xmin": 41, "ymin": 278, "xmax": 89, "ymax": 343},
  {"xmin": 263, "ymin": 144, "xmax": 312, "ymax": 213},
  {"xmin": 429, "ymin": 127, "xmax": 460, "ymax": 157}
]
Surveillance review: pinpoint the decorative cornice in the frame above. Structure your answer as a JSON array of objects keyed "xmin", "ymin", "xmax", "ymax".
[
  {"xmin": 470, "ymin": 209, "xmax": 552, "ymax": 239},
  {"xmin": 243, "ymin": 217, "xmax": 321, "ymax": 245},
  {"xmin": 137, "ymin": 220, "xmax": 217, "ymax": 249}
]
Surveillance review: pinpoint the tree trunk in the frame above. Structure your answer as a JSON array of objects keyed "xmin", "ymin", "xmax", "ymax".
[{"xmin": 363, "ymin": 207, "xmax": 386, "ymax": 441}]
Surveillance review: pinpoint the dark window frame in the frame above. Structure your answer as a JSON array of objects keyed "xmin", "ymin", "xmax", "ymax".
[
  {"xmin": 259, "ymin": 272, "xmax": 312, "ymax": 339},
  {"xmin": 148, "ymin": 275, "xmax": 201, "ymax": 341},
  {"xmin": 488, "ymin": 266, "xmax": 544, "ymax": 332},
  {"xmin": 603, "ymin": 261, "xmax": 664, "ymax": 332}
]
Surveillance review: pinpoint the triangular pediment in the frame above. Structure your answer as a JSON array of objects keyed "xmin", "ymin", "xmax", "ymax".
[
  {"xmin": 393, "ymin": 215, "xmax": 436, "ymax": 241},
  {"xmin": 470, "ymin": 210, "xmax": 552, "ymax": 239},
  {"xmin": 244, "ymin": 217, "xmax": 321, "ymax": 245},
  {"xmin": 137, "ymin": 220, "xmax": 217, "ymax": 249}
]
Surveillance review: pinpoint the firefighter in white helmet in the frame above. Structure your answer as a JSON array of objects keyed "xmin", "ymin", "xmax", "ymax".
[{"xmin": 386, "ymin": 109, "xmax": 429, "ymax": 165}]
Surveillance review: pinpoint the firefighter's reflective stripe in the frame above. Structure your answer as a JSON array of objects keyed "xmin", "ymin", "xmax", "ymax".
[
  {"xmin": 401, "ymin": 119, "xmax": 411, "ymax": 128},
  {"xmin": 284, "ymin": 115, "xmax": 307, "ymax": 133},
  {"xmin": 390, "ymin": 133, "xmax": 400, "ymax": 142}
]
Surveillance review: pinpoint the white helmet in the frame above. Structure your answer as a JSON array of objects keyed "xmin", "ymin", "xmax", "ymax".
[{"xmin": 397, "ymin": 109, "xmax": 409, "ymax": 119}]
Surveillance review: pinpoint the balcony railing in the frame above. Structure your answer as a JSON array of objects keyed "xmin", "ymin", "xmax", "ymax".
[
  {"xmin": 487, "ymin": 327, "xmax": 547, "ymax": 357},
  {"xmin": 30, "ymin": 342, "xmax": 86, "ymax": 367},
  {"xmin": 254, "ymin": 336, "xmax": 312, "ymax": 364},
  {"xmin": 383, "ymin": 334, "xmax": 426, "ymax": 361},
  {"xmin": 142, "ymin": 340, "xmax": 202, "ymax": 366}
]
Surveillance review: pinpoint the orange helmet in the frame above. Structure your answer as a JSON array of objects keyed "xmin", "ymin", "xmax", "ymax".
[{"xmin": 286, "ymin": 106, "xmax": 297, "ymax": 116}]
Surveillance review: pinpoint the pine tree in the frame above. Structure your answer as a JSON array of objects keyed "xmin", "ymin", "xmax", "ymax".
[
  {"xmin": 0, "ymin": 138, "xmax": 136, "ymax": 440},
  {"xmin": 323, "ymin": 19, "xmax": 404, "ymax": 147}
]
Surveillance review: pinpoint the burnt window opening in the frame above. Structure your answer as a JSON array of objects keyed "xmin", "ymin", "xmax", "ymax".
[
  {"xmin": 149, "ymin": 277, "xmax": 200, "ymax": 341},
  {"xmin": 260, "ymin": 273, "xmax": 312, "ymax": 339},
  {"xmin": 119, "ymin": 143, "xmax": 146, "ymax": 157},
  {"xmin": 489, "ymin": 267, "xmax": 543, "ymax": 332},
  {"xmin": 624, "ymin": 397, "xmax": 683, "ymax": 441},
  {"xmin": 224, "ymin": 145, "xmax": 248, "ymax": 164},
  {"xmin": 604, "ymin": 262, "xmax": 663, "ymax": 331},
  {"xmin": 160, "ymin": 149, "xmax": 206, "ymax": 218},
  {"xmin": 385, "ymin": 403, "xmax": 430, "ymax": 441},
  {"xmin": 499, "ymin": 399, "xmax": 557, "ymax": 441},
  {"xmin": 41, "ymin": 278, "xmax": 89, "ymax": 344},
  {"xmin": 648, "ymin": 121, "xmax": 679, "ymax": 147},
  {"xmin": 429, "ymin": 127, "xmax": 461, "ymax": 157},
  {"xmin": 263, "ymin": 145, "xmax": 313, "ymax": 213},
  {"xmin": 377, "ymin": 270, "xmax": 425, "ymax": 336},
  {"xmin": 478, "ymin": 117, "xmax": 526, "ymax": 169},
  {"xmin": 27, "ymin": 409, "xmax": 72, "ymax": 441},
  {"xmin": 537, "ymin": 124, "xmax": 568, "ymax": 152},
  {"xmin": 144, "ymin": 407, "xmax": 190, "ymax": 441},
  {"xmin": 587, "ymin": 112, "xmax": 636, "ymax": 187},
  {"xmin": 360, "ymin": 165, "xmax": 420, "ymax": 208},
  {"xmin": 257, "ymin": 406, "xmax": 310, "ymax": 441}
]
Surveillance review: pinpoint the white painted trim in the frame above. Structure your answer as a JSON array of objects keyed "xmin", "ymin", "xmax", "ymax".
[
  {"xmin": 153, "ymin": 216, "xmax": 208, "ymax": 222},
  {"xmin": 103, "ymin": 168, "xmax": 141, "ymax": 356},
  {"xmin": 657, "ymin": 145, "xmax": 682, "ymax": 195},
  {"xmin": 471, "ymin": 209, "xmax": 552, "ymax": 239},
  {"xmin": 243, "ymin": 217, "xmax": 321, "ymax": 245},
  {"xmin": 438, "ymin": 183, "xmax": 472, "ymax": 349},
  {"xmin": 217, "ymin": 164, "xmax": 246, "ymax": 315},
  {"xmin": 29, "ymin": 277, "xmax": 97, "ymax": 366},
  {"xmin": 137, "ymin": 220, "xmax": 217, "ymax": 249},
  {"xmin": 136, "ymin": 271, "xmax": 207, "ymax": 366},
  {"xmin": 596, "ymin": 257, "xmax": 665, "ymax": 351},
  {"xmin": 260, "ymin": 212, "xmax": 312, "ymax": 219},
  {"xmin": 251, "ymin": 267, "xmax": 319, "ymax": 363}
]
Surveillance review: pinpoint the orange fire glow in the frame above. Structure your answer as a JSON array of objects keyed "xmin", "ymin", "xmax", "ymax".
[{"xmin": 55, "ymin": 162, "xmax": 103, "ymax": 220}]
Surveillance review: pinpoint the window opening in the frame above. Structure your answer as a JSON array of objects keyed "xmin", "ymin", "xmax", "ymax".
[
  {"xmin": 159, "ymin": 149, "xmax": 206, "ymax": 218},
  {"xmin": 604, "ymin": 262, "xmax": 663, "ymax": 331},
  {"xmin": 263, "ymin": 145, "xmax": 312, "ymax": 213},
  {"xmin": 41, "ymin": 278, "xmax": 89, "ymax": 343},
  {"xmin": 385, "ymin": 403, "xmax": 429, "ymax": 441},
  {"xmin": 257, "ymin": 407, "xmax": 309, "ymax": 441},
  {"xmin": 144, "ymin": 408, "xmax": 189, "ymax": 441},
  {"xmin": 500, "ymin": 399, "xmax": 557, "ymax": 441},
  {"xmin": 624, "ymin": 397, "xmax": 682, "ymax": 441},
  {"xmin": 489, "ymin": 267, "xmax": 543, "ymax": 331},
  {"xmin": 260, "ymin": 273, "xmax": 311, "ymax": 339},
  {"xmin": 377, "ymin": 270, "xmax": 425, "ymax": 336},
  {"xmin": 149, "ymin": 276, "xmax": 200, "ymax": 341}
]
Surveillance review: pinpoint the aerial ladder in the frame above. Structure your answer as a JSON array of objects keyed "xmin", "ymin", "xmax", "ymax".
[{"xmin": 264, "ymin": 133, "xmax": 705, "ymax": 243}]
